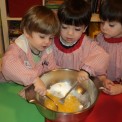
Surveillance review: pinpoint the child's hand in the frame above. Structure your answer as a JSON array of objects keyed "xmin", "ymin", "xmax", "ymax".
[
  {"xmin": 102, "ymin": 84, "xmax": 122, "ymax": 95},
  {"xmin": 99, "ymin": 78, "xmax": 114, "ymax": 94},
  {"xmin": 77, "ymin": 70, "xmax": 89, "ymax": 82},
  {"xmin": 33, "ymin": 77, "xmax": 46, "ymax": 96},
  {"xmin": 109, "ymin": 84, "xmax": 122, "ymax": 95},
  {"xmin": 102, "ymin": 78, "xmax": 114, "ymax": 90}
]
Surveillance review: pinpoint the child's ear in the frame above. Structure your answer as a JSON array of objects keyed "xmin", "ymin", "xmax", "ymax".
[{"xmin": 83, "ymin": 26, "xmax": 88, "ymax": 33}]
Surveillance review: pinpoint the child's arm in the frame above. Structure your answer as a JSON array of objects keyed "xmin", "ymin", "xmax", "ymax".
[
  {"xmin": 98, "ymin": 75, "xmax": 114, "ymax": 88},
  {"xmin": 106, "ymin": 84, "xmax": 122, "ymax": 95},
  {"xmin": 19, "ymin": 77, "xmax": 46, "ymax": 98},
  {"xmin": 2, "ymin": 44, "xmax": 41, "ymax": 86},
  {"xmin": 80, "ymin": 39, "xmax": 109, "ymax": 78},
  {"xmin": 98, "ymin": 75, "xmax": 122, "ymax": 95},
  {"xmin": 33, "ymin": 77, "xmax": 46, "ymax": 96}
]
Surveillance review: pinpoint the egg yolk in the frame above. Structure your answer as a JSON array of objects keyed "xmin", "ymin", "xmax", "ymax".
[{"xmin": 44, "ymin": 92, "xmax": 81, "ymax": 113}]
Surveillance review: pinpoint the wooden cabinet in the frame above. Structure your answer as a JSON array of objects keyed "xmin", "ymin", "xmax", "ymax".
[
  {"xmin": 0, "ymin": 0, "xmax": 44, "ymax": 51},
  {"xmin": 0, "ymin": 0, "xmax": 22, "ymax": 50},
  {"xmin": 0, "ymin": 0, "xmax": 100, "ymax": 51}
]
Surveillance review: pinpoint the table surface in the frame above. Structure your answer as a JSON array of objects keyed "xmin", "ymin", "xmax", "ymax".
[
  {"xmin": 0, "ymin": 82, "xmax": 45, "ymax": 122},
  {"xmin": 1, "ymin": 82, "xmax": 122, "ymax": 122},
  {"xmin": 85, "ymin": 91, "xmax": 122, "ymax": 122}
]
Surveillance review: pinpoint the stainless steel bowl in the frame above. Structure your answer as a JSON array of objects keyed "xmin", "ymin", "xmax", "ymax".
[{"xmin": 25, "ymin": 69, "xmax": 99, "ymax": 122}]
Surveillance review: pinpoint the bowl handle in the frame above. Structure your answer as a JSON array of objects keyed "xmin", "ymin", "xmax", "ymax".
[{"xmin": 25, "ymin": 84, "xmax": 36, "ymax": 103}]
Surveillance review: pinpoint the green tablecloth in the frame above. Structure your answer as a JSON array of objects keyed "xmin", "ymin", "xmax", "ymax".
[{"xmin": 0, "ymin": 82, "xmax": 45, "ymax": 122}]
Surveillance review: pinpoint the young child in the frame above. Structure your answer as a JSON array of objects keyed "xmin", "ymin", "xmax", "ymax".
[
  {"xmin": 1, "ymin": 5, "xmax": 59, "ymax": 96},
  {"xmin": 96, "ymin": 0, "xmax": 122, "ymax": 95},
  {"xmin": 52, "ymin": 0, "xmax": 109, "ymax": 82}
]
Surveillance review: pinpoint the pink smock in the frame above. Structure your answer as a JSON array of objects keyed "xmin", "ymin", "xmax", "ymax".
[
  {"xmin": 96, "ymin": 33, "xmax": 122, "ymax": 82},
  {"xmin": 2, "ymin": 35, "xmax": 57, "ymax": 86},
  {"xmin": 53, "ymin": 34, "xmax": 109, "ymax": 77}
]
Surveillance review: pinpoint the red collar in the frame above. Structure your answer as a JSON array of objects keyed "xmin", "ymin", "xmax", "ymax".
[
  {"xmin": 104, "ymin": 37, "xmax": 122, "ymax": 43},
  {"xmin": 54, "ymin": 34, "xmax": 84, "ymax": 53}
]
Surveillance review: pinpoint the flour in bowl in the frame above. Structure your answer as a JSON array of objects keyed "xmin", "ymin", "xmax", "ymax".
[{"xmin": 47, "ymin": 81, "xmax": 72, "ymax": 98}]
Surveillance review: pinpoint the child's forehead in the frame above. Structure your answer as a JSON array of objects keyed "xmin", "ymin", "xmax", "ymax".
[
  {"xmin": 31, "ymin": 31, "xmax": 55, "ymax": 36},
  {"xmin": 100, "ymin": 13, "xmax": 122, "ymax": 24},
  {"xmin": 61, "ymin": 23, "xmax": 84, "ymax": 27},
  {"xmin": 101, "ymin": 19, "xmax": 121, "ymax": 23}
]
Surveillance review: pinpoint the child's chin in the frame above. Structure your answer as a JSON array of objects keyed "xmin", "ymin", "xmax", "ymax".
[
  {"xmin": 40, "ymin": 47, "xmax": 47, "ymax": 51},
  {"xmin": 104, "ymin": 35, "xmax": 111, "ymax": 38}
]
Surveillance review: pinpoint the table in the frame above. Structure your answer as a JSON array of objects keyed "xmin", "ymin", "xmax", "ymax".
[
  {"xmin": 85, "ymin": 92, "xmax": 122, "ymax": 122},
  {"xmin": 45, "ymin": 91, "xmax": 122, "ymax": 122},
  {"xmin": 1, "ymin": 82, "xmax": 122, "ymax": 122},
  {"xmin": 0, "ymin": 82, "xmax": 45, "ymax": 122}
]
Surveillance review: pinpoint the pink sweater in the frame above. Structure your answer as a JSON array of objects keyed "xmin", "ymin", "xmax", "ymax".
[
  {"xmin": 53, "ymin": 34, "xmax": 109, "ymax": 77},
  {"xmin": 96, "ymin": 33, "xmax": 122, "ymax": 81},
  {"xmin": 2, "ymin": 35, "xmax": 57, "ymax": 86}
]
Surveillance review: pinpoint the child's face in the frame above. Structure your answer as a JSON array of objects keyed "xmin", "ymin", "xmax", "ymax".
[
  {"xmin": 25, "ymin": 32, "xmax": 54, "ymax": 51},
  {"xmin": 100, "ymin": 20, "xmax": 122, "ymax": 38},
  {"xmin": 60, "ymin": 24, "xmax": 86, "ymax": 43}
]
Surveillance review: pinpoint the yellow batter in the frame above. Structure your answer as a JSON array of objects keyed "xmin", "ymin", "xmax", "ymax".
[{"xmin": 44, "ymin": 92, "xmax": 81, "ymax": 113}]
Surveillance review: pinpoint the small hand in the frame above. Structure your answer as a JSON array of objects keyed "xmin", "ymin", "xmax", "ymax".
[
  {"xmin": 77, "ymin": 70, "xmax": 89, "ymax": 82},
  {"xmin": 33, "ymin": 77, "xmax": 46, "ymax": 96},
  {"xmin": 102, "ymin": 78, "xmax": 114, "ymax": 90},
  {"xmin": 19, "ymin": 85, "xmax": 32, "ymax": 99},
  {"xmin": 99, "ymin": 86, "xmax": 111, "ymax": 94},
  {"xmin": 104, "ymin": 84, "xmax": 122, "ymax": 95}
]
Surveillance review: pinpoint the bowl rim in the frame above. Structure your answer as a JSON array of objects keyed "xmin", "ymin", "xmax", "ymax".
[{"xmin": 35, "ymin": 68, "xmax": 99, "ymax": 114}]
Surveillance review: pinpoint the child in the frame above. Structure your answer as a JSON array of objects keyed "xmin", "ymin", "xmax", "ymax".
[
  {"xmin": 2, "ymin": 5, "xmax": 59, "ymax": 96},
  {"xmin": 96, "ymin": 0, "xmax": 122, "ymax": 95},
  {"xmin": 52, "ymin": 0, "xmax": 109, "ymax": 82}
]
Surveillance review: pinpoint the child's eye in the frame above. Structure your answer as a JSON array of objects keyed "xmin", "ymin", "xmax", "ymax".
[
  {"xmin": 49, "ymin": 37, "xmax": 54, "ymax": 40},
  {"xmin": 109, "ymin": 24, "xmax": 115, "ymax": 27},
  {"xmin": 39, "ymin": 36, "xmax": 45, "ymax": 39},
  {"xmin": 61, "ymin": 25, "xmax": 67, "ymax": 29},
  {"xmin": 75, "ymin": 28, "xmax": 81, "ymax": 31}
]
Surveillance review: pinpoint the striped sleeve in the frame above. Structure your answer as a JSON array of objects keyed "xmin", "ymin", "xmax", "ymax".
[
  {"xmin": 2, "ymin": 44, "xmax": 39, "ymax": 86},
  {"xmin": 81, "ymin": 40, "xmax": 109, "ymax": 76}
]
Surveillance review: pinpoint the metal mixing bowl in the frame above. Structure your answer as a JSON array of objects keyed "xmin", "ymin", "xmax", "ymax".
[{"xmin": 25, "ymin": 69, "xmax": 99, "ymax": 122}]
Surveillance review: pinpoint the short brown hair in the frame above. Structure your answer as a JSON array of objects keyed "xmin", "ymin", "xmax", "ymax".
[{"xmin": 20, "ymin": 5, "xmax": 59, "ymax": 35}]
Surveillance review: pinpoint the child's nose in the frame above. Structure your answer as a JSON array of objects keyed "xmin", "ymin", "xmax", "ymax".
[
  {"xmin": 102, "ymin": 23, "xmax": 108, "ymax": 30},
  {"xmin": 45, "ymin": 39, "xmax": 51, "ymax": 44},
  {"xmin": 44, "ymin": 39, "xmax": 50, "ymax": 44},
  {"xmin": 67, "ymin": 29, "xmax": 74, "ymax": 35}
]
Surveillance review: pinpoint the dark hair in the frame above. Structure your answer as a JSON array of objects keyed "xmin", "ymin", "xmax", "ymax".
[
  {"xmin": 20, "ymin": 5, "xmax": 59, "ymax": 35},
  {"xmin": 99, "ymin": 0, "xmax": 122, "ymax": 24},
  {"xmin": 57, "ymin": 0, "xmax": 92, "ymax": 27}
]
